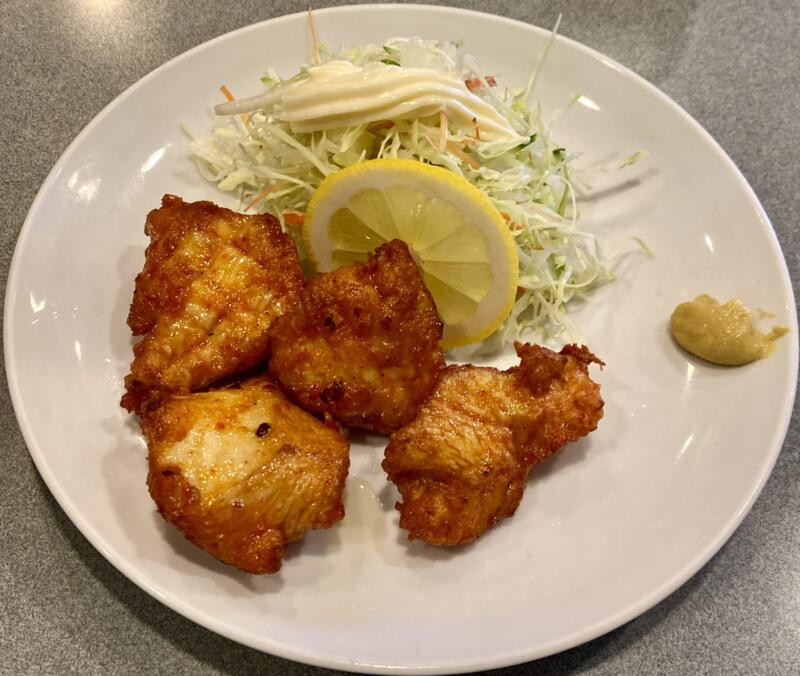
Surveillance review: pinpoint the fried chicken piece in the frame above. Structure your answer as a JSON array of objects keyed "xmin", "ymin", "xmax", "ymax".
[
  {"xmin": 268, "ymin": 240, "xmax": 445, "ymax": 434},
  {"xmin": 383, "ymin": 342, "xmax": 604, "ymax": 546},
  {"xmin": 142, "ymin": 376, "xmax": 350, "ymax": 574},
  {"xmin": 121, "ymin": 195, "xmax": 303, "ymax": 414}
]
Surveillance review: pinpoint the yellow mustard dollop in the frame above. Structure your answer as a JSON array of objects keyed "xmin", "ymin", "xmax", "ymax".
[{"xmin": 670, "ymin": 294, "xmax": 788, "ymax": 366}]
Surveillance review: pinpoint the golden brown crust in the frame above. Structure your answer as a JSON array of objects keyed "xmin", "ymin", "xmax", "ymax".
[
  {"xmin": 122, "ymin": 195, "xmax": 303, "ymax": 414},
  {"xmin": 142, "ymin": 376, "xmax": 350, "ymax": 574},
  {"xmin": 510, "ymin": 341, "xmax": 605, "ymax": 465},
  {"xmin": 268, "ymin": 240, "xmax": 445, "ymax": 434},
  {"xmin": 382, "ymin": 342, "xmax": 604, "ymax": 546}
]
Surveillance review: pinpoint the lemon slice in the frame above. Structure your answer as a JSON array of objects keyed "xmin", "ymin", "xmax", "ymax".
[{"xmin": 303, "ymin": 158, "xmax": 518, "ymax": 348}]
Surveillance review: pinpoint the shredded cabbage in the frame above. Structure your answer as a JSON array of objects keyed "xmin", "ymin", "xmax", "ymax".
[{"xmin": 186, "ymin": 35, "xmax": 617, "ymax": 348}]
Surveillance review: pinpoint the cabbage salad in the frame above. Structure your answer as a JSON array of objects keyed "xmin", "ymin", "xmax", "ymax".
[{"xmin": 185, "ymin": 32, "xmax": 616, "ymax": 348}]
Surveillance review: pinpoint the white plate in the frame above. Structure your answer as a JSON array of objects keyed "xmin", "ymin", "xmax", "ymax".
[{"xmin": 5, "ymin": 4, "xmax": 797, "ymax": 674}]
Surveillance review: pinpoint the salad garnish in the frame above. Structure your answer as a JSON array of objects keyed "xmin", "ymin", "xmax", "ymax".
[{"xmin": 186, "ymin": 18, "xmax": 641, "ymax": 348}]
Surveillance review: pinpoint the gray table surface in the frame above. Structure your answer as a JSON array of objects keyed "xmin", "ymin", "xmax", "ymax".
[{"xmin": 2, "ymin": 1, "xmax": 798, "ymax": 674}]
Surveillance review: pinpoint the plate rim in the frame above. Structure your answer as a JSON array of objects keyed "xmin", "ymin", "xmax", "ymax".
[{"xmin": 4, "ymin": 3, "xmax": 798, "ymax": 673}]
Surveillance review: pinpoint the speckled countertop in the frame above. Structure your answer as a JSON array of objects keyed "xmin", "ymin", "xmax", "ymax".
[{"xmin": 1, "ymin": 1, "xmax": 798, "ymax": 674}]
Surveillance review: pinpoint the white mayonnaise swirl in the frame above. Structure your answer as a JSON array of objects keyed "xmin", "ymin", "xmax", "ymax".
[{"xmin": 215, "ymin": 60, "xmax": 524, "ymax": 142}]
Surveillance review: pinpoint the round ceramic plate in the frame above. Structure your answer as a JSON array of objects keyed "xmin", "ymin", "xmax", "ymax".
[{"xmin": 5, "ymin": 4, "xmax": 797, "ymax": 674}]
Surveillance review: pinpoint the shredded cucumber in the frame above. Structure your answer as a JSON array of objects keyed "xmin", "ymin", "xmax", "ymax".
[{"xmin": 187, "ymin": 35, "xmax": 618, "ymax": 347}]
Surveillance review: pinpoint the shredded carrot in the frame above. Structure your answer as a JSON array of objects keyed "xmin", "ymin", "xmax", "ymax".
[
  {"xmin": 219, "ymin": 84, "xmax": 235, "ymax": 102},
  {"xmin": 307, "ymin": 6, "xmax": 319, "ymax": 65},
  {"xmin": 464, "ymin": 75, "xmax": 497, "ymax": 92},
  {"xmin": 283, "ymin": 211, "xmax": 305, "ymax": 226},
  {"xmin": 438, "ymin": 109, "xmax": 448, "ymax": 152},
  {"xmin": 500, "ymin": 212, "xmax": 522, "ymax": 230},
  {"xmin": 446, "ymin": 142, "xmax": 480, "ymax": 170},
  {"xmin": 219, "ymin": 84, "xmax": 250, "ymax": 131},
  {"xmin": 472, "ymin": 116, "xmax": 481, "ymax": 141},
  {"xmin": 243, "ymin": 181, "xmax": 287, "ymax": 211}
]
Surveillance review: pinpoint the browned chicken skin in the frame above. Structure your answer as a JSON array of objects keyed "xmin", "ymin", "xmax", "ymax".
[
  {"xmin": 268, "ymin": 240, "xmax": 445, "ymax": 434},
  {"xmin": 121, "ymin": 195, "xmax": 303, "ymax": 414},
  {"xmin": 382, "ymin": 342, "xmax": 604, "ymax": 546},
  {"xmin": 142, "ymin": 376, "xmax": 350, "ymax": 574}
]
